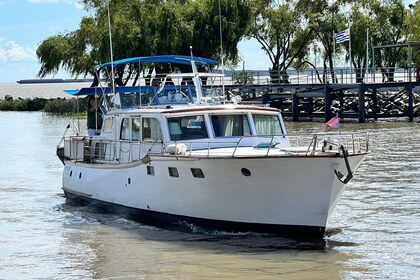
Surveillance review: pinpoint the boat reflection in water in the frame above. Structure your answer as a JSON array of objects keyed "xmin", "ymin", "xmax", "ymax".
[
  {"xmin": 58, "ymin": 201, "xmax": 363, "ymax": 279},
  {"xmin": 57, "ymin": 55, "xmax": 369, "ymax": 239}
]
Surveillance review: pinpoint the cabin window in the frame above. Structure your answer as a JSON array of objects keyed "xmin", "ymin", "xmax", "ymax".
[
  {"xmin": 102, "ymin": 116, "xmax": 114, "ymax": 133},
  {"xmin": 168, "ymin": 167, "xmax": 179, "ymax": 177},
  {"xmin": 120, "ymin": 118, "xmax": 130, "ymax": 140},
  {"xmin": 142, "ymin": 118, "xmax": 162, "ymax": 141},
  {"xmin": 211, "ymin": 114, "xmax": 251, "ymax": 137},
  {"xmin": 253, "ymin": 114, "xmax": 283, "ymax": 135},
  {"xmin": 132, "ymin": 117, "xmax": 140, "ymax": 141},
  {"xmin": 167, "ymin": 115, "xmax": 208, "ymax": 140}
]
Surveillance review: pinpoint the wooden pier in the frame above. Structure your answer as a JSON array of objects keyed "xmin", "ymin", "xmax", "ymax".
[{"xmin": 227, "ymin": 71, "xmax": 420, "ymax": 122}]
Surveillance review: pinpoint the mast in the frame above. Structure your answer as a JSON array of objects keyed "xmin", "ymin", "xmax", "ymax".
[
  {"xmin": 107, "ymin": 1, "xmax": 115, "ymax": 96},
  {"xmin": 218, "ymin": 0, "xmax": 225, "ymax": 102}
]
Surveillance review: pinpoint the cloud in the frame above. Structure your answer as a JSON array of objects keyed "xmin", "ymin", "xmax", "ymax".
[{"xmin": 0, "ymin": 41, "xmax": 37, "ymax": 63}]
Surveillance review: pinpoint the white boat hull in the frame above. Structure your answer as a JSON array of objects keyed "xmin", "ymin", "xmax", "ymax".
[{"xmin": 62, "ymin": 153, "xmax": 367, "ymax": 238}]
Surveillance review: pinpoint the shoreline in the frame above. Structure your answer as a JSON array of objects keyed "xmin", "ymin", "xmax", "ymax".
[{"xmin": 0, "ymin": 82, "xmax": 92, "ymax": 100}]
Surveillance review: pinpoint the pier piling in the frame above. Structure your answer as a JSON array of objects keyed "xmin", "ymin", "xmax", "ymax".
[{"xmin": 234, "ymin": 79, "xmax": 420, "ymax": 122}]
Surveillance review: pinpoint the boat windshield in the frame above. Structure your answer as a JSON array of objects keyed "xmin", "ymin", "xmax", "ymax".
[
  {"xmin": 210, "ymin": 114, "xmax": 251, "ymax": 137},
  {"xmin": 252, "ymin": 114, "xmax": 283, "ymax": 135},
  {"xmin": 156, "ymin": 86, "xmax": 195, "ymax": 104},
  {"xmin": 167, "ymin": 115, "xmax": 208, "ymax": 140},
  {"xmin": 120, "ymin": 90, "xmax": 156, "ymax": 108},
  {"xmin": 108, "ymin": 87, "xmax": 158, "ymax": 109}
]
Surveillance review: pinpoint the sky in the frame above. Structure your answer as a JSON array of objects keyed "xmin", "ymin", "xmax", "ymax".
[{"xmin": 0, "ymin": 0, "xmax": 415, "ymax": 83}]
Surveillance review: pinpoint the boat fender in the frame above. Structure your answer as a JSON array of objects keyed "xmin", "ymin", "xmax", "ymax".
[
  {"xmin": 141, "ymin": 155, "xmax": 151, "ymax": 164},
  {"xmin": 166, "ymin": 143, "xmax": 187, "ymax": 155}
]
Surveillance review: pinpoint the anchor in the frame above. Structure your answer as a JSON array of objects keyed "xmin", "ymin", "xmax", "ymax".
[{"xmin": 334, "ymin": 145, "xmax": 353, "ymax": 184}]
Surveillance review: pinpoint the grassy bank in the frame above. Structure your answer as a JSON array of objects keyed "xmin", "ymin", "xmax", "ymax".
[{"xmin": 0, "ymin": 97, "xmax": 84, "ymax": 115}]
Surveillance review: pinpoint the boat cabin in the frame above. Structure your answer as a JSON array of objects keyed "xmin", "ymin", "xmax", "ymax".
[{"xmin": 64, "ymin": 104, "xmax": 290, "ymax": 165}]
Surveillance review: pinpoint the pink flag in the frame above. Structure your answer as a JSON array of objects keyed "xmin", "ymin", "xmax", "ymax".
[{"xmin": 324, "ymin": 115, "xmax": 340, "ymax": 129}]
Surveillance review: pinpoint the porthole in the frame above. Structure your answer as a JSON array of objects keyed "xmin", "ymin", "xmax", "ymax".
[
  {"xmin": 128, "ymin": 177, "xmax": 131, "ymax": 185},
  {"xmin": 79, "ymin": 172, "xmax": 82, "ymax": 179},
  {"xmin": 241, "ymin": 168, "xmax": 251, "ymax": 177},
  {"xmin": 69, "ymin": 170, "xmax": 72, "ymax": 177},
  {"xmin": 168, "ymin": 167, "xmax": 179, "ymax": 177},
  {"xmin": 191, "ymin": 168, "xmax": 205, "ymax": 178},
  {"xmin": 147, "ymin": 166, "xmax": 155, "ymax": 176}
]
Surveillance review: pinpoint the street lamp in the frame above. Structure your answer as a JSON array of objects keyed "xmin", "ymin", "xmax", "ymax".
[{"xmin": 408, "ymin": 3, "xmax": 414, "ymax": 82}]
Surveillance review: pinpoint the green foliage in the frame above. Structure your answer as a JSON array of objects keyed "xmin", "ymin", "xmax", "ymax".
[
  {"xmin": 37, "ymin": 0, "xmax": 252, "ymax": 79},
  {"xmin": 43, "ymin": 98, "xmax": 82, "ymax": 115},
  {"xmin": 412, "ymin": 3, "xmax": 420, "ymax": 67},
  {"xmin": 370, "ymin": 0, "xmax": 406, "ymax": 63},
  {"xmin": 247, "ymin": 0, "xmax": 314, "ymax": 74},
  {"xmin": 0, "ymin": 98, "xmax": 81, "ymax": 115},
  {"xmin": 304, "ymin": 0, "xmax": 345, "ymax": 82},
  {"xmin": 36, "ymin": 0, "xmax": 420, "ymax": 83},
  {"xmin": 233, "ymin": 70, "xmax": 255, "ymax": 84},
  {"xmin": 0, "ymin": 98, "xmax": 47, "ymax": 111}
]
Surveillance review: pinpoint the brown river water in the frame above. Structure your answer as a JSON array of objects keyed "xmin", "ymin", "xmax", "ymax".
[{"xmin": 0, "ymin": 83, "xmax": 419, "ymax": 279}]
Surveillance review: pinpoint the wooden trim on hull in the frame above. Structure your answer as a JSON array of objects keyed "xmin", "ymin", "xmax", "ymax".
[{"xmin": 64, "ymin": 190, "xmax": 326, "ymax": 240}]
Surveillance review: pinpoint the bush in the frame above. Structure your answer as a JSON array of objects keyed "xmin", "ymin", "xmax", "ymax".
[
  {"xmin": 0, "ymin": 98, "xmax": 47, "ymax": 111},
  {"xmin": 43, "ymin": 98, "xmax": 82, "ymax": 115},
  {"xmin": 0, "ymin": 97, "xmax": 84, "ymax": 115}
]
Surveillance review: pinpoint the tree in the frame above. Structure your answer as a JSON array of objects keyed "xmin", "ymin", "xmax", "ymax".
[
  {"xmin": 247, "ymin": 0, "xmax": 314, "ymax": 83},
  {"xmin": 347, "ymin": 2, "xmax": 372, "ymax": 83},
  {"xmin": 408, "ymin": 1, "xmax": 420, "ymax": 74},
  {"xmin": 181, "ymin": 0, "xmax": 251, "ymax": 64},
  {"xmin": 37, "ymin": 0, "xmax": 251, "ymax": 80},
  {"xmin": 298, "ymin": 0, "xmax": 346, "ymax": 83},
  {"xmin": 36, "ymin": 17, "xmax": 101, "ymax": 78},
  {"xmin": 369, "ymin": 0, "xmax": 408, "ymax": 82}
]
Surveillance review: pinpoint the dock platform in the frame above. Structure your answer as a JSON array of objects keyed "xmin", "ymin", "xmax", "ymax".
[{"xmin": 228, "ymin": 69, "xmax": 420, "ymax": 122}]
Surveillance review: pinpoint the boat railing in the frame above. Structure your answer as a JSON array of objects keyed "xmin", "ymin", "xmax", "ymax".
[
  {"xmin": 175, "ymin": 132, "xmax": 369, "ymax": 157},
  {"xmin": 285, "ymin": 132, "xmax": 369, "ymax": 156},
  {"xmin": 62, "ymin": 132, "xmax": 368, "ymax": 164}
]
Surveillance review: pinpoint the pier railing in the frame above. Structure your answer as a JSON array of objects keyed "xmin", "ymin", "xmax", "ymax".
[{"xmin": 228, "ymin": 67, "xmax": 420, "ymax": 86}]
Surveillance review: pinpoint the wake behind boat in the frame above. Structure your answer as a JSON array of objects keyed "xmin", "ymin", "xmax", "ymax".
[{"xmin": 57, "ymin": 55, "xmax": 369, "ymax": 239}]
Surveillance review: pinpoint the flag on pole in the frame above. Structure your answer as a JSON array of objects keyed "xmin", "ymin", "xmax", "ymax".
[
  {"xmin": 335, "ymin": 29, "xmax": 350, "ymax": 44},
  {"xmin": 323, "ymin": 115, "xmax": 340, "ymax": 129}
]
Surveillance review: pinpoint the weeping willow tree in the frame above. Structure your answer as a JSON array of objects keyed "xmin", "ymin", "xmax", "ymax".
[{"xmin": 36, "ymin": 0, "xmax": 251, "ymax": 81}]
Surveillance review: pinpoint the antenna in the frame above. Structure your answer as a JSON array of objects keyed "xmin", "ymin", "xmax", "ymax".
[
  {"xmin": 218, "ymin": 0, "xmax": 226, "ymax": 102},
  {"xmin": 107, "ymin": 1, "xmax": 115, "ymax": 95}
]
